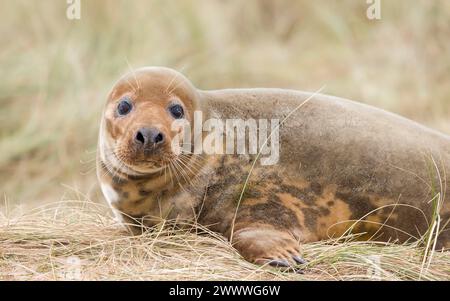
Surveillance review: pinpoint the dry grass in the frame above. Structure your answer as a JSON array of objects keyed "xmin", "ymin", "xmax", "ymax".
[
  {"xmin": 1, "ymin": 200, "xmax": 449, "ymax": 281},
  {"xmin": 1, "ymin": 1, "xmax": 450, "ymax": 280}
]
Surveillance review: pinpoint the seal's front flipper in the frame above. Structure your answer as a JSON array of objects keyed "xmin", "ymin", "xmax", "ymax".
[{"xmin": 230, "ymin": 226, "xmax": 307, "ymax": 272}]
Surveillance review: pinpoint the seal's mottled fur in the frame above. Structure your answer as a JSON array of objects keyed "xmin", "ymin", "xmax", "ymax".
[{"xmin": 98, "ymin": 67, "xmax": 450, "ymax": 267}]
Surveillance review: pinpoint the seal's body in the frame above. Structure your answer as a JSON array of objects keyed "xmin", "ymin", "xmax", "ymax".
[{"xmin": 98, "ymin": 67, "xmax": 450, "ymax": 266}]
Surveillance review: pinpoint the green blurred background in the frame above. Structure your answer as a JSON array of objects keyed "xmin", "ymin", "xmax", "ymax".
[{"xmin": 1, "ymin": 0, "xmax": 449, "ymax": 207}]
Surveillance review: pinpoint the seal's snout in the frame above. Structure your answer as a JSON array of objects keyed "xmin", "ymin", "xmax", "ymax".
[{"xmin": 134, "ymin": 127, "xmax": 165, "ymax": 150}]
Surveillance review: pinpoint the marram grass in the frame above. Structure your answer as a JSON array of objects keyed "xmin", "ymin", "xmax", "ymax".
[{"xmin": 1, "ymin": 201, "xmax": 449, "ymax": 281}]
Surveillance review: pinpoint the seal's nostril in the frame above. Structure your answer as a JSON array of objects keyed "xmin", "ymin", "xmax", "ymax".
[
  {"xmin": 135, "ymin": 131, "xmax": 145, "ymax": 145},
  {"xmin": 154, "ymin": 133, "xmax": 164, "ymax": 144},
  {"xmin": 135, "ymin": 127, "xmax": 164, "ymax": 148}
]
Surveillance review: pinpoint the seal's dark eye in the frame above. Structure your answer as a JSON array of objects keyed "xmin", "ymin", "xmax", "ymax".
[
  {"xmin": 169, "ymin": 104, "xmax": 184, "ymax": 119},
  {"xmin": 117, "ymin": 99, "xmax": 132, "ymax": 116}
]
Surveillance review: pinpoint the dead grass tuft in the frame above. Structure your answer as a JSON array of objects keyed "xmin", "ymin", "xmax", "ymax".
[{"xmin": 1, "ymin": 201, "xmax": 449, "ymax": 281}]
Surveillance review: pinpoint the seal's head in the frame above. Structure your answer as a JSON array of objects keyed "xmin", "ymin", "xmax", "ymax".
[{"xmin": 99, "ymin": 67, "xmax": 198, "ymax": 175}]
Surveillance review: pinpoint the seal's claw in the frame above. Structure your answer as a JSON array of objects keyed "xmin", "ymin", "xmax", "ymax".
[
  {"xmin": 266, "ymin": 258, "xmax": 305, "ymax": 274},
  {"xmin": 293, "ymin": 255, "xmax": 307, "ymax": 265},
  {"xmin": 268, "ymin": 259, "xmax": 291, "ymax": 268}
]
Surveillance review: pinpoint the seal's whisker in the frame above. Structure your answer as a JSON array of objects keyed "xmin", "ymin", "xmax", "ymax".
[
  {"xmin": 177, "ymin": 155, "xmax": 203, "ymax": 176},
  {"xmin": 168, "ymin": 77, "xmax": 185, "ymax": 96},
  {"xmin": 172, "ymin": 159, "xmax": 192, "ymax": 187},
  {"xmin": 175, "ymin": 159, "xmax": 196, "ymax": 189},
  {"xmin": 124, "ymin": 77, "xmax": 137, "ymax": 94},
  {"xmin": 169, "ymin": 162, "xmax": 188, "ymax": 194},
  {"xmin": 105, "ymin": 156, "xmax": 123, "ymax": 180},
  {"xmin": 165, "ymin": 71, "xmax": 181, "ymax": 94},
  {"xmin": 175, "ymin": 156, "xmax": 206, "ymax": 182},
  {"xmin": 167, "ymin": 66, "xmax": 191, "ymax": 95},
  {"xmin": 126, "ymin": 58, "xmax": 141, "ymax": 92},
  {"xmin": 178, "ymin": 150, "xmax": 207, "ymax": 164},
  {"xmin": 102, "ymin": 146, "xmax": 132, "ymax": 181},
  {"xmin": 177, "ymin": 157, "xmax": 199, "ymax": 175},
  {"xmin": 179, "ymin": 152, "xmax": 206, "ymax": 164},
  {"xmin": 165, "ymin": 64, "xmax": 188, "ymax": 94},
  {"xmin": 167, "ymin": 163, "xmax": 175, "ymax": 188},
  {"xmin": 80, "ymin": 156, "xmax": 97, "ymax": 164},
  {"xmin": 168, "ymin": 161, "xmax": 183, "ymax": 189},
  {"xmin": 176, "ymin": 157, "xmax": 199, "ymax": 184}
]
